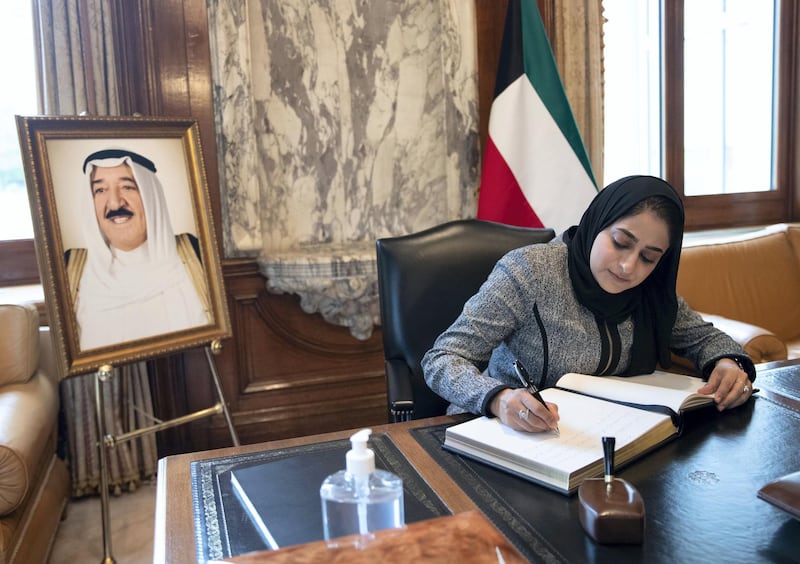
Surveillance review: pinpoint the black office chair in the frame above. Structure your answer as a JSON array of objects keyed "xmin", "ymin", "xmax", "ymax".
[{"xmin": 376, "ymin": 219, "xmax": 556, "ymax": 422}]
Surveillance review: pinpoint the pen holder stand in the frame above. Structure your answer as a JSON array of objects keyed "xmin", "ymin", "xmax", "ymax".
[{"xmin": 577, "ymin": 477, "xmax": 645, "ymax": 544}]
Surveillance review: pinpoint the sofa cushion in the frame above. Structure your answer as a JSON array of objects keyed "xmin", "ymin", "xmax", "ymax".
[
  {"xmin": 0, "ymin": 305, "xmax": 39, "ymax": 387},
  {"xmin": 0, "ymin": 305, "xmax": 56, "ymax": 517},
  {"xmin": 699, "ymin": 313, "xmax": 787, "ymax": 363},
  {"xmin": 0, "ymin": 370, "xmax": 59, "ymax": 516},
  {"xmin": 0, "ymin": 452, "xmax": 68, "ymax": 564},
  {"xmin": 678, "ymin": 226, "xmax": 800, "ymax": 343}
]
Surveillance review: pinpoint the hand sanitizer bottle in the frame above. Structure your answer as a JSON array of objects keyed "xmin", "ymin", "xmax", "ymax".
[{"xmin": 320, "ymin": 429, "xmax": 404, "ymax": 540}]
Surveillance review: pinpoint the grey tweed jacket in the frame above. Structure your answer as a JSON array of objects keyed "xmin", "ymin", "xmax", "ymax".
[{"xmin": 421, "ymin": 241, "xmax": 748, "ymax": 415}]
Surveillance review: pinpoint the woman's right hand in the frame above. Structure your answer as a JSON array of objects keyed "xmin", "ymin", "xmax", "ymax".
[{"xmin": 490, "ymin": 388, "xmax": 560, "ymax": 433}]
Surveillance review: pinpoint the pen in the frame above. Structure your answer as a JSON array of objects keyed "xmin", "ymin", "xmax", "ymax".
[{"xmin": 513, "ymin": 359, "xmax": 560, "ymax": 435}]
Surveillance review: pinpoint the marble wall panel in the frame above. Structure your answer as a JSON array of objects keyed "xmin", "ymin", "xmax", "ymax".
[{"xmin": 207, "ymin": 0, "xmax": 480, "ymax": 256}]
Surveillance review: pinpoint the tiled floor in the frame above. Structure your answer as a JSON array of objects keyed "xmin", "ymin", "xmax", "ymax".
[{"xmin": 48, "ymin": 480, "xmax": 157, "ymax": 563}]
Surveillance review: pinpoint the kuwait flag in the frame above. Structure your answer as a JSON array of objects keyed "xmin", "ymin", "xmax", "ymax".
[{"xmin": 477, "ymin": 0, "xmax": 597, "ymax": 233}]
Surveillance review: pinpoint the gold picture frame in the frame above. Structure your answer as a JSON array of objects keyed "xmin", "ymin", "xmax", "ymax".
[{"xmin": 16, "ymin": 115, "xmax": 231, "ymax": 377}]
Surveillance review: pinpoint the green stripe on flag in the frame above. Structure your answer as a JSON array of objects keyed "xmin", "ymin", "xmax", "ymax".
[{"xmin": 519, "ymin": 0, "xmax": 596, "ymax": 187}]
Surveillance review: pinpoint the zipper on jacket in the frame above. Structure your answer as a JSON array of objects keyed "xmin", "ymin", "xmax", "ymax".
[{"xmin": 595, "ymin": 318, "xmax": 621, "ymax": 376}]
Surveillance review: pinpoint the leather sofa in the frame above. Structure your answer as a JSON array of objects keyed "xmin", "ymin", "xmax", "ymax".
[
  {"xmin": 676, "ymin": 223, "xmax": 800, "ymax": 363},
  {"xmin": 0, "ymin": 304, "xmax": 69, "ymax": 563}
]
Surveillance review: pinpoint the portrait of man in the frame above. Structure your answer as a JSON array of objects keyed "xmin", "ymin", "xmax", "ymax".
[{"xmin": 64, "ymin": 148, "xmax": 211, "ymax": 350}]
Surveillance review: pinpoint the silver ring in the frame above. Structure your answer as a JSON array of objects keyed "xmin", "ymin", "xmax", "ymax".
[
  {"xmin": 742, "ymin": 385, "xmax": 750, "ymax": 395},
  {"xmin": 518, "ymin": 408, "xmax": 529, "ymax": 421}
]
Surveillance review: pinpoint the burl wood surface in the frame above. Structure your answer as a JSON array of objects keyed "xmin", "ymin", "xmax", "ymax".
[{"xmin": 217, "ymin": 511, "xmax": 525, "ymax": 564}]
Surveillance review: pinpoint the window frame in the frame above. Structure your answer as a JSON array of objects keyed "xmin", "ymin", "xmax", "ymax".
[
  {"xmin": 663, "ymin": 0, "xmax": 799, "ymax": 230},
  {"xmin": 0, "ymin": 239, "xmax": 38, "ymax": 286}
]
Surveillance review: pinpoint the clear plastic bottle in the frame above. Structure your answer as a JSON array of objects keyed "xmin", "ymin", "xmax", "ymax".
[{"xmin": 320, "ymin": 429, "xmax": 404, "ymax": 540}]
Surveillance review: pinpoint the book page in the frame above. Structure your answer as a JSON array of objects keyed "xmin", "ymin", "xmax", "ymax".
[
  {"xmin": 556, "ymin": 370, "xmax": 713, "ymax": 413},
  {"xmin": 445, "ymin": 388, "xmax": 674, "ymax": 485}
]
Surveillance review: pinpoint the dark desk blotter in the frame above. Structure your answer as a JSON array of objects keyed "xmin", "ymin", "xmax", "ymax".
[
  {"xmin": 190, "ymin": 433, "xmax": 450, "ymax": 563},
  {"xmin": 412, "ymin": 396, "xmax": 800, "ymax": 564},
  {"xmin": 755, "ymin": 364, "xmax": 800, "ymax": 405}
]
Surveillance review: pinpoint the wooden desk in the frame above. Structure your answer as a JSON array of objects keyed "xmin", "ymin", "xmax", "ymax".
[
  {"xmin": 155, "ymin": 361, "xmax": 800, "ymax": 563},
  {"xmin": 154, "ymin": 415, "xmax": 477, "ymax": 563}
]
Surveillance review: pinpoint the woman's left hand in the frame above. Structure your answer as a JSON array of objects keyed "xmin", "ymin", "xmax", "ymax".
[{"xmin": 697, "ymin": 358, "xmax": 752, "ymax": 411}]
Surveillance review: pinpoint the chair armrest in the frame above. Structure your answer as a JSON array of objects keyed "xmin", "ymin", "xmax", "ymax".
[
  {"xmin": 700, "ymin": 312, "xmax": 788, "ymax": 363},
  {"xmin": 385, "ymin": 359, "xmax": 414, "ymax": 422}
]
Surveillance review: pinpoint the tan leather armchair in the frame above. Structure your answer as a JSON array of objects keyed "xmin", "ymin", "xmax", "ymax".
[
  {"xmin": 677, "ymin": 223, "xmax": 800, "ymax": 363},
  {"xmin": 0, "ymin": 304, "xmax": 69, "ymax": 563}
]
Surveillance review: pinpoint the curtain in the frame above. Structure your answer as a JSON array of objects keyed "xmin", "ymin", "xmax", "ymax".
[
  {"xmin": 59, "ymin": 364, "xmax": 158, "ymax": 496},
  {"xmin": 34, "ymin": 0, "xmax": 118, "ymax": 115},
  {"xmin": 33, "ymin": 0, "xmax": 157, "ymax": 497}
]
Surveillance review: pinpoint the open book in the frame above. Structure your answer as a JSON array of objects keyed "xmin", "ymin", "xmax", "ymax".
[{"xmin": 444, "ymin": 371, "xmax": 714, "ymax": 494}]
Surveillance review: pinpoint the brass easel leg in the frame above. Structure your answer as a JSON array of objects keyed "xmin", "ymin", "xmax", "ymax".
[
  {"xmin": 90, "ymin": 343, "xmax": 235, "ymax": 563},
  {"xmin": 95, "ymin": 364, "xmax": 116, "ymax": 564},
  {"xmin": 205, "ymin": 340, "xmax": 240, "ymax": 446}
]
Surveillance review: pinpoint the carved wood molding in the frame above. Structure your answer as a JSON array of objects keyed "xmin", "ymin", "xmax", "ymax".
[
  {"xmin": 224, "ymin": 258, "xmax": 383, "ymax": 357},
  {"xmin": 252, "ymin": 292, "xmax": 383, "ymax": 357},
  {"xmin": 216, "ymin": 283, "xmax": 388, "ymax": 445},
  {"xmin": 222, "ymin": 257, "xmax": 384, "ymax": 392}
]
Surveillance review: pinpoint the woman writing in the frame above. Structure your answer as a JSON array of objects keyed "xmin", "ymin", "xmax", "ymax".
[{"xmin": 421, "ymin": 175, "xmax": 756, "ymax": 433}]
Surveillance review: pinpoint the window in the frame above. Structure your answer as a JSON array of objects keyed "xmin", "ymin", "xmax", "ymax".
[
  {"xmin": 0, "ymin": 4, "xmax": 39, "ymax": 285},
  {"xmin": 683, "ymin": 2, "xmax": 774, "ymax": 196},
  {"xmin": 603, "ymin": 0, "xmax": 797, "ymax": 230},
  {"xmin": 603, "ymin": 1, "xmax": 661, "ymax": 183},
  {"xmin": 0, "ymin": 5, "xmax": 37, "ymax": 240}
]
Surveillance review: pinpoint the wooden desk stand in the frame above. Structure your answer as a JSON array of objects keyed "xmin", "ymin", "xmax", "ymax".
[{"xmin": 94, "ymin": 340, "xmax": 239, "ymax": 564}]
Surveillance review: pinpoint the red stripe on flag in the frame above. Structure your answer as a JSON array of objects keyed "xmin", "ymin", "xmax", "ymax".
[{"xmin": 477, "ymin": 135, "xmax": 544, "ymax": 228}]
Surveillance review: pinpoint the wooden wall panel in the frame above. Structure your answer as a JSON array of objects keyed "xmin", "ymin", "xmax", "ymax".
[
  {"xmin": 153, "ymin": 260, "xmax": 388, "ymax": 452},
  {"xmin": 0, "ymin": 240, "xmax": 40, "ymax": 286},
  {"xmin": 189, "ymin": 261, "xmax": 388, "ymax": 449}
]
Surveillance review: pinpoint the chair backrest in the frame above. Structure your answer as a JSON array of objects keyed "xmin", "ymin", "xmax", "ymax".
[{"xmin": 376, "ymin": 219, "xmax": 556, "ymax": 420}]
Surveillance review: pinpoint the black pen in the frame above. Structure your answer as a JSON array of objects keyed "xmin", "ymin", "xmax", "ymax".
[{"xmin": 513, "ymin": 359, "xmax": 560, "ymax": 435}]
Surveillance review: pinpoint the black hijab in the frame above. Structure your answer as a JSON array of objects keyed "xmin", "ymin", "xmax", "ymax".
[{"xmin": 563, "ymin": 175, "xmax": 685, "ymax": 375}]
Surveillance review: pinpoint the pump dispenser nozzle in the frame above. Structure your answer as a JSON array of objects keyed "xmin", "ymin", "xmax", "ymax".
[
  {"xmin": 346, "ymin": 428, "xmax": 375, "ymax": 478},
  {"xmin": 320, "ymin": 427, "xmax": 404, "ymax": 540}
]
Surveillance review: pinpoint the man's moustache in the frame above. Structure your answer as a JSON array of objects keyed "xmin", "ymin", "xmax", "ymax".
[{"xmin": 105, "ymin": 208, "xmax": 134, "ymax": 220}]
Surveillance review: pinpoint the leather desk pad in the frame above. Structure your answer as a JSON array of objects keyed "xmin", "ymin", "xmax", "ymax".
[
  {"xmin": 412, "ymin": 396, "xmax": 800, "ymax": 563},
  {"xmin": 190, "ymin": 433, "xmax": 450, "ymax": 562}
]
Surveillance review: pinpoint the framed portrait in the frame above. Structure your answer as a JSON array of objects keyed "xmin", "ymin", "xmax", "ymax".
[{"xmin": 16, "ymin": 115, "xmax": 231, "ymax": 378}]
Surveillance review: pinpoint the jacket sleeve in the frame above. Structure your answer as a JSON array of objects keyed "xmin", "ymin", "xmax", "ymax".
[
  {"xmin": 421, "ymin": 251, "xmax": 531, "ymax": 415},
  {"xmin": 669, "ymin": 296, "xmax": 756, "ymax": 381}
]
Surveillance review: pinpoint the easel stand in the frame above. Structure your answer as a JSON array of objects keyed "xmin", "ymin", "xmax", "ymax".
[{"xmin": 93, "ymin": 340, "xmax": 239, "ymax": 564}]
